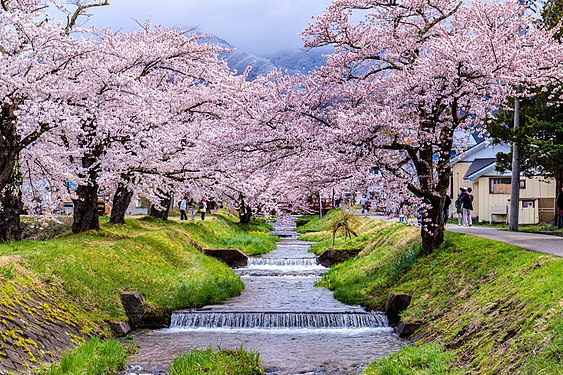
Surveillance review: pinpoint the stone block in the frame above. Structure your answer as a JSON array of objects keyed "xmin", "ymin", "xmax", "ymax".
[
  {"xmin": 397, "ymin": 322, "xmax": 420, "ymax": 338},
  {"xmin": 202, "ymin": 248, "xmax": 248, "ymax": 268},
  {"xmin": 384, "ymin": 293, "xmax": 412, "ymax": 326},
  {"xmin": 120, "ymin": 291, "xmax": 146, "ymax": 326},
  {"xmin": 110, "ymin": 321, "xmax": 132, "ymax": 336},
  {"xmin": 317, "ymin": 248, "xmax": 361, "ymax": 267}
]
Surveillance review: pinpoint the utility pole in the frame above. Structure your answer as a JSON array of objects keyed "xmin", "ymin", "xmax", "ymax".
[{"xmin": 509, "ymin": 98, "xmax": 520, "ymax": 231}]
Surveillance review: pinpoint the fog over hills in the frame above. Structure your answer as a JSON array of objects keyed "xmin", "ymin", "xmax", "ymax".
[{"xmin": 206, "ymin": 36, "xmax": 330, "ymax": 80}]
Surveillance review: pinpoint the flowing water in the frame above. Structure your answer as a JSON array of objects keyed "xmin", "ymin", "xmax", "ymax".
[{"xmin": 125, "ymin": 217, "xmax": 403, "ymax": 374}]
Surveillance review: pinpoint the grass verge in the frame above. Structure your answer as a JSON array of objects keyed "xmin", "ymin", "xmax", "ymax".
[
  {"xmin": 167, "ymin": 347, "xmax": 265, "ymax": 375},
  {"xmin": 363, "ymin": 343, "xmax": 455, "ymax": 375},
  {"xmin": 1, "ymin": 210, "xmax": 275, "ymax": 324},
  {"xmin": 299, "ymin": 211, "xmax": 563, "ymax": 374},
  {"xmin": 39, "ymin": 337, "xmax": 130, "ymax": 375}
]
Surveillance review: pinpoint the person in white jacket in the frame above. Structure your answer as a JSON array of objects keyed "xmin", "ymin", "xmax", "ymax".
[{"xmin": 179, "ymin": 196, "xmax": 187, "ymax": 220}]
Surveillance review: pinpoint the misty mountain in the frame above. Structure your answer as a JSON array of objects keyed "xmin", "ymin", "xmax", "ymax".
[
  {"xmin": 204, "ymin": 36, "xmax": 330, "ymax": 80},
  {"xmin": 266, "ymin": 48, "xmax": 330, "ymax": 75}
]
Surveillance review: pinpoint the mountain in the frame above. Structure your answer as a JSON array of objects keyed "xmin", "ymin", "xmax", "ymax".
[
  {"xmin": 204, "ymin": 36, "xmax": 330, "ymax": 80},
  {"xmin": 266, "ymin": 48, "xmax": 329, "ymax": 75}
]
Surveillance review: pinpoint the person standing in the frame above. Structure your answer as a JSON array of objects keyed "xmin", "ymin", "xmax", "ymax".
[
  {"xmin": 557, "ymin": 186, "xmax": 563, "ymax": 228},
  {"xmin": 360, "ymin": 196, "xmax": 367, "ymax": 213},
  {"xmin": 179, "ymin": 195, "xmax": 187, "ymax": 220},
  {"xmin": 444, "ymin": 194, "xmax": 452, "ymax": 224},
  {"xmin": 455, "ymin": 187, "xmax": 466, "ymax": 226},
  {"xmin": 188, "ymin": 196, "xmax": 195, "ymax": 220},
  {"xmin": 462, "ymin": 187, "xmax": 474, "ymax": 226},
  {"xmin": 199, "ymin": 198, "xmax": 207, "ymax": 221}
]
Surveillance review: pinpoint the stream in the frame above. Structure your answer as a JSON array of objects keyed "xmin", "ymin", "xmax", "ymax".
[{"xmin": 125, "ymin": 217, "xmax": 403, "ymax": 374}]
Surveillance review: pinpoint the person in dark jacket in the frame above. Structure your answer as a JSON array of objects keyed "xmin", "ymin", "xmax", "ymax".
[
  {"xmin": 462, "ymin": 187, "xmax": 474, "ymax": 226},
  {"xmin": 558, "ymin": 186, "xmax": 563, "ymax": 228},
  {"xmin": 455, "ymin": 187, "xmax": 466, "ymax": 226},
  {"xmin": 444, "ymin": 194, "xmax": 452, "ymax": 223}
]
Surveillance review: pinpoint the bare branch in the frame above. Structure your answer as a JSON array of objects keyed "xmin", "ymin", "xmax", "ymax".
[{"xmin": 65, "ymin": 0, "xmax": 109, "ymax": 34}]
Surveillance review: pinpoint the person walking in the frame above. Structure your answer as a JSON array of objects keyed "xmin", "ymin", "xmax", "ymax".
[
  {"xmin": 557, "ymin": 186, "xmax": 563, "ymax": 228},
  {"xmin": 188, "ymin": 196, "xmax": 195, "ymax": 219},
  {"xmin": 199, "ymin": 198, "xmax": 207, "ymax": 221},
  {"xmin": 179, "ymin": 195, "xmax": 187, "ymax": 220},
  {"xmin": 462, "ymin": 187, "xmax": 474, "ymax": 226},
  {"xmin": 444, "ymin": 194, "xmax": 452, "ymax": 224},
  {"xmin": 455, "ymin": 187, "xmax": 466, "ymax": 226}
]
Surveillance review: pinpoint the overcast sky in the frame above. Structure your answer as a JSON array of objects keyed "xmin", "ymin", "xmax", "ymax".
[{"xmin": 72, "ymin": 0, "xmax": 332, "ymax": 57}]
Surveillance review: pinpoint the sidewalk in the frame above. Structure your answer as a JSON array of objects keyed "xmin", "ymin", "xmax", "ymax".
[
  {"xmin": 352, "ymin": 210, "xmax": 563, "ymax": 258},
  {"xmin": 446, "ymin": 224, "xmax": 563, "ymax": 258}
]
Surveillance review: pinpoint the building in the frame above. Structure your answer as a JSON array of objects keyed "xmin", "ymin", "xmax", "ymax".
[{"xmin": 450, "ymin": 140, "xmax": 556, "ymax": 224}]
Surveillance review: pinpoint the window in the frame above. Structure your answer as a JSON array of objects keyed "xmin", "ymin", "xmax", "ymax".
[
  {"xmin": 489, "ymin": 178, "xmax": 526, "ymax": 194},
  {"xmin": 490, "ymin": 178, "xmax": 511, "ymax": 194},
  {"xmin": 522, "ymin": 200, "xmax": 535, "ymax": 208}
]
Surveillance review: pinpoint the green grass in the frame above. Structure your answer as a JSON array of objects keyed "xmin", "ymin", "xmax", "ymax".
[
  {"xmin": 297, "ymin": 209, "xmax": 418, "ymax": 257},
  {"xmin": 167, "ymin": 347, "xmax": 265, "ymax": 375},
  {"xmin": 0, "ymin": 211, "xmax": 276, "ymax": 325},
  {"xmin": 300, "ymin": 211, "xmax": 563, "ymax": 374},
  {"xmin": 180, "ymin": 211, "xmax": 277, "ymax": 256},
  {"xmin": 363, "ymin": 344, "xmax": 456, "ymax": 375},
  {"xmin": 39, "ymin": 337, "xmax": 129, "ymax": 375}
]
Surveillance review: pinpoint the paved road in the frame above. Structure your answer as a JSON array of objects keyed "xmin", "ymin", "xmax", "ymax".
[
  {"xmin": 446, "ymin": 224, "xmax": 563, "ymax": 258},
  {"xmin": 352, "ymin": 210, "xmax": 563, "ymax": 258}
]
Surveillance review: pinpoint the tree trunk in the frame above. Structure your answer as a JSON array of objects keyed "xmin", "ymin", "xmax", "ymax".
[
  {"xmin": 238, "ymin": 194, "xmax": 252, "ymax": 224},
  {"xmin": 420, "ymin": 196, "xmax": 445, "ymax": 256},
  {"xmin": 110, "ymin": 178, "xmax": 134, "ymax": 225},
  {"xmin": 0, "ymin": 152, "xmax": 23, "ymax": 242},
  {"xmin": 72, "ymin": 148, "xmax": 105, "ymax": 234},
  {"xmin": 408, "ymin": 115, "xmax": 454, "ymax": 255},
  {"xmin": 240, "ymin": 206, "xmax": 252, "ymax": 224},
  {"xmin": 149, "ymin": 190, "xmax": 171, "ymax": 220},
  {"xmin": 72, "ymin": 182, "xmax": 100, "ymax": 233},
  {"xmin": 0, "ymin": 104, "xmax": 23, "ymax": 242}
]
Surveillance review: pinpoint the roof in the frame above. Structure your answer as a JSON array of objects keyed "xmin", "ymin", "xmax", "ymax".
[
  {"xmin": 450, "ymin": 140, "xmax": 491, "ymax": 164},
  {"xmin": 463, "ymin": 158, "xmax": 497, "ymax": 180}
]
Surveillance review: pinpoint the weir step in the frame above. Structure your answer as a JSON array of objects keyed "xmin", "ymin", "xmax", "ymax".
[
  {"xmin": 170, "ymin": 311, "xmax": 389, "ymax": 329},
  {"xmin": 248, "ymin": 258, "xmax": 321, "ymax": 267}
]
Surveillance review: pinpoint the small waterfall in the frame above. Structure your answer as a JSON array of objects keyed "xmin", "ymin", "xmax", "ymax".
[
  {"xmin": 270, "ymin": 231, "xmax": 298, "ymax": 238},
  {"xmin": 170, "ymin": 312, "xmax": 389, "ymax": 329},
  {"xmin": 248, "ymin": 258, "xmax": 320, "ymax": 267}
]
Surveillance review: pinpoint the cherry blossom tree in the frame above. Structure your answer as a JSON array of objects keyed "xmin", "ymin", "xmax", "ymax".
[
  {"xmin": 300, "ymin": 0, "xmax": 563, "ymax": 254},
  {"xmin": 0, "ymin": 0, "xmax": 108, "ymax": 241},
  {"xmin": 45, "ymin": 25, "xmax": 238, "ymax": 232}
]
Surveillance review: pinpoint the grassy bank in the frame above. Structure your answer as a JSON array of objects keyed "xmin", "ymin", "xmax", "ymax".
[
  {"xmin": 0, "ymin": 211, "xmax": 276, "ymax": 371},
  {"xmin": 299, "ymin": 211, "xmax": 563, "ymax": 374},
  {"xmin": 1, "ymin": 210, "xmax": 275, "ymax": 323},
  {"xmin": 168, "ymin": 347, "xmax": 264, "ymax": 375},
  {"xmin": 297, "ymin": 209, "xmax": 418, "ymax": 260}
]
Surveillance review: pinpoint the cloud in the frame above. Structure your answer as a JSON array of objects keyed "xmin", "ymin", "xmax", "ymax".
[{"xmin": 78, "ymin": 0, "xmax": 330, "ymax": 56}]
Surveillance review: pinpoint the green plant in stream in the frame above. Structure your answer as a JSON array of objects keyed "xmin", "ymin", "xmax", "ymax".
[
  {"xmin": 40, "ymin": 338, "xmax": 128, "ymax": 375},
  {"xmin": 167, "ymin": 346, "xmax": 265, "ymax": 375}
]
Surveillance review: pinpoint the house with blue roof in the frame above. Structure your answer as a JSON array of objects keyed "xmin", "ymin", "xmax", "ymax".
[{"xmin": 449, "ymin": 139, "xmax": 556, "ymax": 224}]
